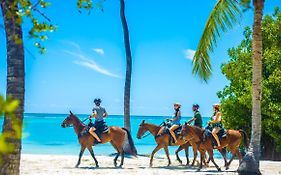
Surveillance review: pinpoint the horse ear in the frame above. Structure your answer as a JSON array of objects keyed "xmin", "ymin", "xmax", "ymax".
[
  {"xmin": 142, "ymin": 120, "xmax": 145, "ymax": 124},
  {"xmin": 70, "ymin": 110, "xmax": 73, "ymax": 115}
]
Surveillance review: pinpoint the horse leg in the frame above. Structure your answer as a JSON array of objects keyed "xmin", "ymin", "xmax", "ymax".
[
  {"xmin": 219, "ymin": 148, "xmax": 228, "ymax": 167},
  {"xmin": 191, "ymin": 143, "xmax": 198, "ymax": 166},
  {"xmin": 184, "ymin": 146, "xmax": 190, "ymax": 166},
  {"xmin": 114, "ymin": 153, "xmax": 120, "ymax": 167},
  {"xmin": 175, "ymin": 146, "xmax": 183, "ymax": 164},
  {"xmin": 87, "ymin": 147, "xmax": 99, "ymax": 168},
  {"xmin": 164, "ymin": 146, "xmax": 171, "ymax": 166},
  {"xmin": 119, "ymin": 150, "xmax": 125, "ymax": 168},
  {"xmin": 226, "ymin": 148, "xmax": 240, "ymax": 170},
  {"xmin": 198, "ymin": 151, "xmax": 204, "ymax": 170},
  {"xmin": 150, "ymin": 145, "xmax": 162, "ymax": 167},
  {"xmin": 110, "ymin": 141, "xmax": 120, "ymax": 167},
  {"xmin": 207, "ymin": 149, "xmax": 221, "ymax": 171},
  {"xmin": 236, "ymin": 148, "xmax": 243, "ymax": 164},
  {"xmin": 75, "ymin": 146, "xmax": 86, "ymax": 168}
]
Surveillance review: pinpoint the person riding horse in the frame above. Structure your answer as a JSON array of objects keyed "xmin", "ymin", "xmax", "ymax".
[
  {"xmin": 157, "ymin": 103, "xmax": 181, "ymax": 144},
  {"xmin": 207, "ymin": 103, "xmax": 223, "ymax": 149},
  {"xmin": 187, "ymin": 104, "xmax": 203, "ymax": 128},
  {"xmin": 88, "ymin": 98, "xmax": 108, "ymax": 143}
]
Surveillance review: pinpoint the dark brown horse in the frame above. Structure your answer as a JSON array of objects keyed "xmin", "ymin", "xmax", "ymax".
[
  {"xmin": 180, "ymin": 123, "xmax": 249, "ymax": 171},
  {"xmin": 137, "ymin": 120, "xmax": 200, "ymax": 167},
  {"xmin": 61, "ymin": 111, "xmax": 137, "ymax": 168}
]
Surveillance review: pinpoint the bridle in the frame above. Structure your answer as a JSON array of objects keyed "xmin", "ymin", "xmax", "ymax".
[
  {"xmin": 62, "ymin": 116, "xmax": 89, "ymax": 128},
  {"xmin": 138, "ymin": 122, "xmax": 165, "ymax": 139}
]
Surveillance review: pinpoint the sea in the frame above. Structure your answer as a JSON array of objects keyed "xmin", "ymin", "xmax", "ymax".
[{"xmin": 0, "ymin": 113, "xmax": 229, "ymax": 158}]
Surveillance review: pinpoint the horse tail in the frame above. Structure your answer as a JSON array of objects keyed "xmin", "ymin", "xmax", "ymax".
[
  {"xmin": 122, "ymin": 128, "xmax": 138, "ymax": 156},
  {"xmin": 239, "ymin": 130, "xmax": 249, "ymax": 149}
]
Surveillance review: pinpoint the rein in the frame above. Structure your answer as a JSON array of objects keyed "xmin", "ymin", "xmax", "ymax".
[
  {"xmin": 140, "ymin": 122, "xmax": 165, "ymax": 139},
  {"xmin": 64, "ymin": 117, "xmax": 89, "ymax": 128},
  {"xmin": 140, "ymin": 132, "xmax": 151, "ymax": 139}
]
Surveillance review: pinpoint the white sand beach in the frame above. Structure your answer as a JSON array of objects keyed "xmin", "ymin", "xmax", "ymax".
[{"xmin": 20, "ymin": 154, "xmax": 281, "ymax": 175}]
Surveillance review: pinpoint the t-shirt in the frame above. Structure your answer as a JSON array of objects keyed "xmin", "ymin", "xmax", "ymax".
[
  {"xmin": 194, "ymin": 111, "xmax": 203, "ymax": 128},
  {"xmin": 92, "ymin": 106, "xmax": 106, "ymax": 122}
]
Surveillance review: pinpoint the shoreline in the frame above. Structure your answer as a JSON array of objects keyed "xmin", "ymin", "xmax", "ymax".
[{"xmin": 20, "ymin": 154, "xmax": 281, "ymax": 175}]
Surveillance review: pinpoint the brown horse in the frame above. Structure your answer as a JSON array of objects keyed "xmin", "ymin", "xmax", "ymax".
[
  {"xmin": 61, "ymin": 111, "xmax": 137, "ymax": 168},
  {"xmin": 180, "ymin": 123, "xmax": 249, "ymax": 171},
  {"xmin": 137, "ymin": 120, "xmax": 199, "ymax": 167}
]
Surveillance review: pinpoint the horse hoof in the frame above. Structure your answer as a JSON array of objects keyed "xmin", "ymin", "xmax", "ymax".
[
  {"xmin": 218, "ymin": 168, "xmax": 222, "ymax": 172},
  {"xmin": 178, "ymin": 160, "xmax": 182, "ymax": 164},
  {"xmin": 225, "ymin": 166, "xmax": 229, "ymax": 170},
  {"xmin": 149, "ymin": 164, "xmax": 153, "ymax": 167},
  {"xmin": 96, "ymin": 164, "xmax": 99, "ymax": 168},
  {"xmin": 186, "ymin": 163, "xmax": 189, "ymax": 166},
  {"xmin": 75, "ymin": 165, "xmax": 79, "ymax": 168}
]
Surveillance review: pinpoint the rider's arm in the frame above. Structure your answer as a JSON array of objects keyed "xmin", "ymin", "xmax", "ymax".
[
  {"xmin": 90, "ymin": 110, "xmax": 97, "ymax": 118},
  {"xmin": 103, "ymin": 111, "xmax": 108, "ymax": 118},
  {"xmin": 187, "ymin": 117, "xmax": 196, "ymax": 124}
]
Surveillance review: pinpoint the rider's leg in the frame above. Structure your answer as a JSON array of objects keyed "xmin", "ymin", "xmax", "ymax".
[
  {"xmin": 89, "ymin": 127, "xmax": 101, "ymax": 142},
  {"xmin": 211, "ymin": 127, "xmax": 221, "ymax": 147},
  {"xmin": 157, "ymin": 126, "xmax": 165, "ymax": 136},
  {"xmin": 169, "ymin": 125, "xmax": 179, "ymax": 143}
]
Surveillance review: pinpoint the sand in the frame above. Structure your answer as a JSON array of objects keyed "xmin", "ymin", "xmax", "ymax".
[{"xmin": 20, "ymin": 154, "xmax": 281, "ymax": 175}]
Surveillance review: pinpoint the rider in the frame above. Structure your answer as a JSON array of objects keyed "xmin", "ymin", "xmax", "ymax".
[
  {"xmin": 187, "ymin": 104, "xmax": 203, "ymax": 128},
  {"xmin": 157, "ymin": 103, "xmax": 181, "ymax": 143},
  {"xmin": 88, "ymin": 98, "xmax": 108, "ymax": 143},
  {"xmin": 207, "ymin": 103, "xmax": 223, "ymax": 148}
]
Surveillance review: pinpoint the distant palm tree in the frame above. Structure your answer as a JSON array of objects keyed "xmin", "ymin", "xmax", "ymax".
[
  {"xmin": 192, "ymin": 0, "xmax": 264, "ymax": 174},
  {"xmin": 0, "ymin": 1, "xmax": 25, "ymax": 175},
  {"xmin": 120, "ymin": 0, "xmax": 132, "ymax": 132}
]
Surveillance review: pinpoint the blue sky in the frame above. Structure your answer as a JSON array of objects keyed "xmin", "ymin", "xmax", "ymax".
[{"xmin": 0, "ymin": 0, "xmax": 280, "ymax": 116}]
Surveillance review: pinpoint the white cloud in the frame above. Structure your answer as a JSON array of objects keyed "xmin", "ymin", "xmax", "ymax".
[
  {"xmin": 61, "ymin": 40, "xmax": 81, "ymax": 51},
  {"xmin": 184, "ymin": 49, "xmax": 196, "ymax": 61},
  {"xmin": 93, "ymin": 48, "xmax": 105, "ymax": 56},
  {"xmin": 64, "ymin": 50, "xmax": 122, "ymax": 79}
]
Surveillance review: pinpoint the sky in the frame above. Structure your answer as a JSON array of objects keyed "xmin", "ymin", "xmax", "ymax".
[{"xmin": 0, "ymin": 0, "xmax": 280, "ymax": 117}]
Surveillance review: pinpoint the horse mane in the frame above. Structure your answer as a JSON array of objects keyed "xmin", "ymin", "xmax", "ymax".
[
  {"xmin": 71, "ymin": 114, "xmax": 86, "ymax": 127},
  {"xmin": 187, "ymin": 125, "xmax": 204, "ymax": 139},
  {"xmin": 143, "ymin": 122, "xmax": 161, "ymax": 134}
]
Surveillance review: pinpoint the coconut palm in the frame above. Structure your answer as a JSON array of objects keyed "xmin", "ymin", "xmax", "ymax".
[
  {"xmin": 0, "ymin": 1, "xmax": 25, "ymax": 174},
  {"xmin": 120, "ymin": 0, "xmax": 132, "ymax": 132},
  {"xmin": 193, "ymin": 0, "xmax": 264, "ymax": 174}
]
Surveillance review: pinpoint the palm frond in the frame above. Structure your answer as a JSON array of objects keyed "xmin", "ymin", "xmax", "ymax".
[{"xmin": 193, "ymin": 0, "xmax": 241, "ymax": 82}]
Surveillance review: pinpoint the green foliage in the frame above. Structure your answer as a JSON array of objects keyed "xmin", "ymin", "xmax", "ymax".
[
  {"xmin": 0, "ymin": 95, "xmax": 19, "ymax": 162},
  {"xmin": 77, "ymin": 0, "xmax": 105, "ymax": 13},
  {"xmin": 193, "ymin": 0, "xmax": 242, "ymax": 82},
  {"xmin": 3, "ymin": 0, "xmax": 56, "ymax": 53},
  {"xmin": 218, "ymin": 9, "xmax": 281, "ymax": 152}
]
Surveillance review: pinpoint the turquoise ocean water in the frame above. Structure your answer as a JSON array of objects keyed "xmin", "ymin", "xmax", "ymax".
[{"xmin": 0, "ymin": 113, "xmax": 227, "ymax": 158}]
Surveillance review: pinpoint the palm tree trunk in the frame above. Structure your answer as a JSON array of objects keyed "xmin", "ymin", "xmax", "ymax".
[
  {"xmin": 0, "ymin": 1, "xmax": 25, "ymax": 175},
  {"xmin": 120, "ymin": 0, "xmax": 132, "ymax": 132},
  {"xmin": 238, "ymin": 0, "xmax": 264, "ymax": 174}
]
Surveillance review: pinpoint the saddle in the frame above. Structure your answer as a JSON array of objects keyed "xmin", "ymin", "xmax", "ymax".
[
  {"xmin": 203, "ymin": 124, "xmax": 227, "ymax": 147},
  {"xmin": 79, "ymin": 120, "xmax": 109, "ymax": 144},
  {"xmin": 162, "ymin": 124, "xmax": 182, "ymax": 145}
]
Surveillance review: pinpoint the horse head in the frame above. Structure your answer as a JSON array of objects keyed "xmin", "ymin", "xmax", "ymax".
[
  {"xmin": 61, "ymin": 111, "xmax": 76, "ymax": 128},
  {"xmin": 179, "ymin": 122, "xmax": 192, "ymax": 141},
  {"xmin": 137, "ymin": 120, "xmax": 147, "ymax": 139}
]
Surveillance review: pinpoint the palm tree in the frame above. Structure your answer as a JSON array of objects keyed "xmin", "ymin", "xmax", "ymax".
[
  {"xmin": 0, "ymin": 1, "xmax": 25, "ymax": 174},
  {"xmin": 120, "ymin": 0, "xmax": 132, "ymax": 132},
  {"xmin": 192, "ymin": 0, "xmax": 264, "ymax": 174}
]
